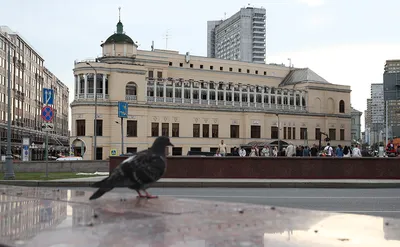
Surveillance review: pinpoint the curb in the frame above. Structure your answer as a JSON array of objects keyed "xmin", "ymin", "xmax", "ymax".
[{"xmin": 1, "ymin": 180, "xmax": 400, "ymax": 188}]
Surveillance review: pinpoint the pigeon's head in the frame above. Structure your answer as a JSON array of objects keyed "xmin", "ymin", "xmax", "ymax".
[{"xmin": 152, "ymin": 136, "xmax": 174, "ymax": 149}]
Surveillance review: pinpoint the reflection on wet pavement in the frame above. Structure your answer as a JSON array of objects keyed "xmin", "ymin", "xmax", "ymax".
[{"xmin": 1, "ymin": 185, "xmax": 400, "ymax": 246}]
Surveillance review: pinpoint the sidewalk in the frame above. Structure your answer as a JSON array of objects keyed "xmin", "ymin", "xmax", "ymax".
[{"xmin": 1, "ymin": 176, "xmax": 400, "ymax": 188}]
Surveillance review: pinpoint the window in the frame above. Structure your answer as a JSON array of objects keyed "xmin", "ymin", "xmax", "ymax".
[
  {"xmin": 315, "ymin": 128, "xmax": 321, "ymax": 140},
  {"xmin": 172, "ymin": 147, "xmax": 182, "ymax": 155},
  {"xmin": 95, "ymin": 120, "xmax": 103, "ymax": 136},
  {"xmin": 300, "ymin": 128, "xmax": 307, "ymax": 140},
  {"xmin": 230, "ymin": 125, "xmax": 239, "ymax": 138},
  {"xmin": 255, "ymin": 70, "xmax": 258, "ymax": 74},
  {"xmin": 125, "ymin": 82, "xmax": 137, "ymax": 96},
  {"xmin": 288, "ymin": 127, "xmax": 292, "ymax": 139},
  {"xmin": 340, "ymin": 129, "xmax": 345, "ymax": 141},
  {"xmin": 172, "ymin": 123, "xmax": 179, "ymax": 137},
  {"xmin": 157, "ymin": 71, "xmax": 163, "ymax": 79},
  {"xmin": 212, "ymin": 124, "xmax": 219, "ymax": 138},
  {"xmin": 251, "ymin": 125, "xmax": 261, "ymax": 138},
  {"xmin": 190, "ymin": 147, "xmax": 202, "ymax": 152},
  {"xmin": 127, "ymin": 120, "xmax": 137, "ymax": 137},
  {"xmin": 271, "ymin": 126, "xmax": 278, "ymax": 139},
  {"xmin": 190, "ymin": 64, "xmax": 193, "ymax": 68},
  {"xmin": 264, "ymin": 71, "xmax": 267, "ymax": 75},
  {"xmin": 238, "ymin": 68, "xmax": 242, "ymax": 72},
  {"xmin": 193, "ymin": 124, "xmax": 200, "ymax": 137},
  {"xmin": 329, "ymin": 128, "xmax": 336, "ymax": 140},
  {"xmin": 168, "ymin": 62, "xmax": 172, "ymax": 66},
  {"xmin": 203, "ymin": 124, "xmax": 209, "ymax": 137},
  {"xmin": 151, "ymin": 122, "xmax": 159, "ymax": 137},
  {"xmin": 127, "ymin": 147, "xmax": 137, "ymax": 154},
  {"xmin": 210, "ymin": 65, "xmax": 213, "ymax": 70},
  {"xmin": 200, "ymin": 65, "xmax": 203, "ymax": 69},
  {"xmin": 148, "ymin": 70, "xmax": 154, "ymax": 78},
  {"xmin": 283, "ymin": 127, "xmax": 287, "ymax": 139},
  {"xmin": 339, "ymin": 100, "xmax": 345, "ymax": 113},
  {"xmin": 229, "ymin": 67, "xmax": 233, "ymax": 71},
  {"xmin": 76, "ymin": 120, "xmax": 85, "ymax": 136},
  {"xmin": 220, "ymin": 67, "xmax": 223, "ymax": 71},
  {"xmin": 162, "ymin": 123, "xmax": 169, "ymax": 136},
  {"xmin": 247, "ymin": 69, "xmax": 250, "ymax": 73},
  {"xmin": 293, "ymin": 128, "xmax": 296, "ymax": 139},
  {"xmin": 95, "ymin": 147, "xmax": 103, "ymax": 160},
  {"xmin": 179, "ymin": 63, "xmax": 183, "ymax": 67}
]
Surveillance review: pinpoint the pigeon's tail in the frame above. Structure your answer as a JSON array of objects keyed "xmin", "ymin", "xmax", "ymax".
[{"xmin": 89, "ymin": 177, "xmax": 114, "ymax": 200}]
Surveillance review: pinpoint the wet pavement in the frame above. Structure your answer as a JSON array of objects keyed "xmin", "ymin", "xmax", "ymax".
[{"xmin": 1, "ymin": 185, "xmax": 400, "ymax": 246}]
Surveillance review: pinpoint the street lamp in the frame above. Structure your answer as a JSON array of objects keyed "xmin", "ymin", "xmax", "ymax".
[
  {"xmin": 275, "ymin": 113, "xmax": 281, "ymax": 152},
  {"xmin": 4, "ymin": 37, "xmax": 15, "ymax": 179},
  {"xmin": 115, "ymin": 121, "xmax": 124, "ymax": 155},
  {"xmin": 86, "ymin": 62, "xmax": 98, "ymax": 160}
]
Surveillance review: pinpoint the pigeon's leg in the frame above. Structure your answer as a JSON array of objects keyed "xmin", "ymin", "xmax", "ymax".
[
  {"xmin": 143, "ymin": 189, "xmax": 158, "ymax": 199},
  {"xmin": 135, "ymin": 190, "xmax": 147, "ymax": 198}
]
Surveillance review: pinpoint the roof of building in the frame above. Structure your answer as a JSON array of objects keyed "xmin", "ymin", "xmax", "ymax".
[
  {"xmin": 351, "ymin": 107, "xmax": 362, "ymax": 114},
  {"xmin": 279, "ymin": 68, "xmax": 330, "ymax": 86},
  {"xmin": 103, "ymin": 9, "xmax": 135, "ymax": 46}
]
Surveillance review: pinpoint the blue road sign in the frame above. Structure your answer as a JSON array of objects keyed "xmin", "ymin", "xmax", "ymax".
[
  {"xmin": 41, "ymin": 106, "xmax": 54, "ymax": 122},
  {"xmin": 43, "ymin": 88, "xmax": 54, "ymax": 105},
  {"xmin": 118, "ymin": 102, "xmax": 128, "ymax": 118}
]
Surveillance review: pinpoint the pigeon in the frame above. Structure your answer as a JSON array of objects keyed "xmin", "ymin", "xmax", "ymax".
[{"xmin": 89, "ymin": 136, "xmax": 173, "ymax": 200}]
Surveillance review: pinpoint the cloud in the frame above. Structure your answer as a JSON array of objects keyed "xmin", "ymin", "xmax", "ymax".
[
  {"xmin": 268, "ymin": 43, "xmax": 400, "ymax": 130},
  {"xmin": 298, "ymin": 0, "xmax": 325, "ymax": 7}
]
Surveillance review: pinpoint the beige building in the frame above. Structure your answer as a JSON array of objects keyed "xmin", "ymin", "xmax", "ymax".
[{"xmin": 71, "ymin": 17, "xmax": 352, "ymax": 160}]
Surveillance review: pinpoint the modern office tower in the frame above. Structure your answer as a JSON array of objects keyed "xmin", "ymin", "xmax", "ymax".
[{"xmin": 383, "ymin": 59, "xmax": 400, "ymax": 138}]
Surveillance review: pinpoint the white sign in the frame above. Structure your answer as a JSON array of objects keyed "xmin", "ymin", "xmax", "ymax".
[
  {"xmin": 22, "ymin": 137, "xmax": 30, "ymax": 162},
  {"xmin": 42, "ymin": 123, "xmax": 54, "ymax": 131}
]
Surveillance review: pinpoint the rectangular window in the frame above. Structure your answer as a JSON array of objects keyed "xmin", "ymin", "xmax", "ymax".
[
  {"xmin": 148, "ymin": 70, "xmax": 154, "ymax": 78},
  {"xmin": 193, "ymin": 124, "xmax": 200, "ymax": 137},
  {"xmin": 212, "ymin": 124, "xmax": 219, "ymax": 138},
  {"xmin": 329, "ymin": 128, "xmax": 336, "ymax": 141},
  {"xmin": 200, "ymin": 65, "xmax": 203, "ymax": 69},
  {"xmin": 251, "ymin": 125, "xmax": 261, "ymax": 138},
  {"xmin": 157, "ymin": 71, "xmax": 163, "ymax": 79},
  {"xmin": 127, "ymin": 147, "xmax": 137, "ymax": 154},
  {"xmin": 95, "ymin": 120, "xmax": 103, "ymax": 136},
  {"xmin": 293, "ymin": 127, "xmax": 296, "ymax": 139},
  {"xmin": 283, "ymin": 127, "xmax": 287, "ymax": 139},
  {"xmin": 151, "ymin": 122, "xmax": 159, "ymax": 137},
  {"xmin": 315, "ymin": 128, "xmax": 321, "ymax": 140},
  {"xmin": 95, "ymin": 147, "xmax": 103, "ymax": 160},
  {"xmin": 220, "ymin": 67, "xmax": 223, "ymax": 71},
  {"xmin": 179, "ymin": 63, "xmax": 183, "ymax": 67},
  {"xmin": 271, "ymin": 126, "xmax": 278, "ymax": 139},
  {"xmin": 76, "ymin": 120, "xmax": 85, "ymax": 136},
  {"xmin": 230, "ymin": 125, "xmax": 240, "ymax": 138},
  {"xmin": 288, "ymin": 127, "xmax": 292, "ymax": 139},
  {"xmin": 203, "ymin": 124, "xmax": 209, "ymax": 137},
  {"xmin": 340, "ymin": 129, "xmax": 345, "ymax": 141},
  {"xmin": 300, "ymin": 128, "xmax": 307, "ymax": 140},
  {"xmin": 210, "ymin": 65, "xmax": 213, "ymax": 70},
  {"xmin": 162, "ymin": 123, "xmax": 169, "ymax": 136},
  {"xmin": 172, "ymin": 147, "xmax": 182, "ymax": 155},
  {"xmin": 172, "ymin": 123, "xmax": 179, "ymax": 137},
  {"xmin": 127, "ymin": 120, "xmax": 137, "ymax": 137}
]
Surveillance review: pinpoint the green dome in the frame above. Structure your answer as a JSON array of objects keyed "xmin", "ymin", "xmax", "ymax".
[{"xmin": 103, "ymin": 20, "xmax": 135, "ymax": 45}]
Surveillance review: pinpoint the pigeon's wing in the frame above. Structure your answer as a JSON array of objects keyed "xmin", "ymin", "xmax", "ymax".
[{"xmin": 128, "ymin": 152, "xmax": 166, "ymax": 186}]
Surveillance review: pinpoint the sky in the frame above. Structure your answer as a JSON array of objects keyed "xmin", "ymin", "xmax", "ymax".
[{"xmin": 3, "ymin": 0, "xmax": 400, "ymax": 131}]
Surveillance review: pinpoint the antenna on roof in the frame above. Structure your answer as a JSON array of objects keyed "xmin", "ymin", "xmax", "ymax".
[
  {"xmin": 118, "ymin": 6, "xmax": 121, "ymax": 21},
  {"xmin": 151, "ymin": 41, "xmax": 154, "ymax": 51},
  {"xmin": 224, "ymin": 12, "xmax": 226, "ymax": 20},
  {"xmin": 288, "ymin": 58, "xmax": 292, "ymax": 67},
  {"xmin": 164, "ymin": 30, "xmax": 171, "ymax": 49}
]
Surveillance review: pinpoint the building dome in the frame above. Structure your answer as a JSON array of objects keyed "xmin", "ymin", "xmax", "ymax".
[{"xmin": 103, "ymin": 21, "xmax": 135, "ymax": 45}]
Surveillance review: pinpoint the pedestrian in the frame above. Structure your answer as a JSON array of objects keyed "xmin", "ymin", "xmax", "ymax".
[
  {"xmin": 335, "ymin": 145, "xmax": 344, "ymax": 157},
  {"xmin": 218, "ymin": 140, "xmax": 227, "ymax": 156},
  {"xmin": 302, "ymin": 146, "xmax": 311, "ymax": 157}
]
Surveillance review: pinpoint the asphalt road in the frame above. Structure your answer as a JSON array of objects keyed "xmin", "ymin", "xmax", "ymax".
[{"xmin": 61, "ymin": 187, "xmax": 400, "ymax": 218}]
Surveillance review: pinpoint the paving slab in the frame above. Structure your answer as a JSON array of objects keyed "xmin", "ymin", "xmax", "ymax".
[
  {"xmin": 0, "ymin": 185, "xmax": 400, "ymax": 247},
  {"xmin": 1, "ymin": 177, "xmax": 400, "ymax": 188}
]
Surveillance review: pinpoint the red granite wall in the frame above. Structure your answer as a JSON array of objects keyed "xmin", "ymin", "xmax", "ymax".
[{"xmin": 109, "ymin": 156, "xmax": 400, "ymax": 179}]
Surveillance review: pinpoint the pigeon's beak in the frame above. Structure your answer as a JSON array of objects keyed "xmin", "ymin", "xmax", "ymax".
[{"xmin": 168, "ymin": 141, "xmax": 174, "ymax": 147}]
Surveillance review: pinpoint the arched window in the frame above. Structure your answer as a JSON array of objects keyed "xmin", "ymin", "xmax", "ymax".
[
  {"xmin": 339, "ymin": 100, "xmax": 345, "ymax": 113},
  {"xmin": 125, "ymin": 82, "xmax": 137, "ymax": 96}
]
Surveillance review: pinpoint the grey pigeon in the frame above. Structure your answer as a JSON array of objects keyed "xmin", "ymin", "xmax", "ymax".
[{"xmin": 89, "ymin": 136, "xmax": 173, "ymax": 200}]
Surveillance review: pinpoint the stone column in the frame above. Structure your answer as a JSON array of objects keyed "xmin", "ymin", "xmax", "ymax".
[
  {"xmin": 215, "ymin": 82, "xmax": 218, "ymax": 105},
  {"xmin": 275, "ymin": 90, "xmax": 278, "ymax": 109},
  {"xmin": 239, "ymin": 84, "xmax": 242, "ymax": 107},
  {"xmin": 198, "ymin": 81, "xmax": 202, "ymax": 104},
  {"xmin": 300, "ymin": 91, "xmax": 304, "ymax": 109},
  {"xmin": 231, "ymin": 84, "xmax": 235, "ymax": 106},
  {"xmin": 102, "ymin": 74, "xmax": 106, "ymax": 99},
  {"xmin": 163, "ymin": 79, "xmax": 167, "ymax": 102},
  {"xmin": 84, "ymin": 74, "xmax": 87, "ymax": 98},
  {"xmin": 223, "ymin": 83, "xmax": 226, "ymax": 105},
  {"xmin": 207, "ymin": 82, "xmax": 210, "ymax": 105},
  {"xmin": 77, "ymin": 75, "xmax": 80, "ymax": 98},
  {"xmin": 172, "ymin": 81, "xmax": 176, "ymax": 103},
  {"xmin": 254, "ymin": 86, "xmax": 257, "ymax": 107},
  {"xmin": 247, "ymin": 85, "xmax": 250, "ymax": 107},
  {"xmin": 190, "ymin": 80, "xmax": 193, "ymax": 104},
  {"xmin": 181, "ymin": 80, "xmax": 184, "ymax": 103},
  {"xmin": 261, "ymin": 86, "xmax": 265, "ymax": 108},
  {"xmin": 268, "ymin": 88, "xmax": 271, "ymax": 108},
  {"xmin": 124, "ymin": 43, "xmax": 127, "ymax": 56}
]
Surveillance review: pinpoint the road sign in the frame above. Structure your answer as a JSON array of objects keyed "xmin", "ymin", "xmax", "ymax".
[
  {"xmin": 110, "ymin": 149, "xmax": 118, "ymax": 156},
  {"xmin": 41, "ymin": 106, "xmax": 54, "ymax": 122},
  {"xmin": 43, "ymin": 88, "xmax": 54, "ymax": 105},
  {"xmin": 118, "ymin": 102, "xmax": 128, "ymax": 118},
  {"xmin": 42, "ymin": 122, "xmax": 54, "ymax": 131}
]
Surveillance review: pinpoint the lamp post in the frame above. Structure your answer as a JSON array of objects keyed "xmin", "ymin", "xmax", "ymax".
[
  {"xmin": 85, "ymin": 62, "xmax": 97, "ymax": 160},
  {"xmin": 4, "ymin": 38, "xmax": 15, "ymax": 179},
  {"xmin": 275, "ymin": 113, "xmax": 281, "ymax": 152},
  {"xmin": 115, "ymin": 121, "xmax": 124, "ymax": 155}
]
